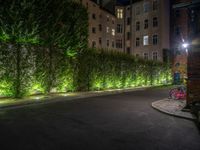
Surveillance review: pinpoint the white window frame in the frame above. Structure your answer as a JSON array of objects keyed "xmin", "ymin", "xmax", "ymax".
[{"xmin": 143, "ymin": 35, "xmax": 149, "ymax": 46}]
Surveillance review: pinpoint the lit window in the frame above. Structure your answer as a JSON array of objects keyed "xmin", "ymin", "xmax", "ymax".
[
  {"xmin": 153, "ymin": 35, "xmax": 158, "ymax": 45},
  {"xmin": 112, "ymin": 29, "xmax": 115, "ymax": 36},
  {"xmin": 106, "ymin": 27, "xmax": 109, "ymax": 33},
  {"xmin": 153, "ymin": 52, "xmax": 158, "ymax": 60},
  {"xmin": 117, "ymin": 9, "xmax": 123, "ymax": 19},
  {"xmin": 144, "ymin": 53, "xmax": 149, "ymax": 60},
  {"xmin": 143, "ymin": 36, "xmax": 149, "ymax": 45}
]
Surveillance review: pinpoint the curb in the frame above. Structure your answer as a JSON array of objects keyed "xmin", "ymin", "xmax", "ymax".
[
  {"xmin": 152, "ymin": 99, "xmax": 196, "ymax": 120},
  {"xmin": 0, "ymin": 86, "xmax": 148, "ymax": 111}
]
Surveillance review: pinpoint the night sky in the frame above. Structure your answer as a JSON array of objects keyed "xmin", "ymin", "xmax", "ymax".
[{"xmin": 118, "ymin": 0, "xmax": 129, "ymax": 4}]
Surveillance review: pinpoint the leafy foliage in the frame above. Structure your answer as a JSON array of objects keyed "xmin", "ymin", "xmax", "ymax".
[
  {"xmin": 76, "ymin": 49, "xmax": 172, "ymax": 91},
  {"xmin": 0, "ymin": 0, "xmax": 171, "ymax": 98},
  {"xmin": 0, "ymin": 0, "xmax": 88, "ymax": 97}
]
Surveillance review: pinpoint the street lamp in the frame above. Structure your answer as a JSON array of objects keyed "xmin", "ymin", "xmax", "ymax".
[{"xmin": 182, "ymin": 42, "xmax": 189, "ymax": 49}]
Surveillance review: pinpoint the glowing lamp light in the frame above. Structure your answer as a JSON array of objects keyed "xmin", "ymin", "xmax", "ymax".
[{"xmin": 182, "ymin": 43, "xmax": 189, "ymax": 48}]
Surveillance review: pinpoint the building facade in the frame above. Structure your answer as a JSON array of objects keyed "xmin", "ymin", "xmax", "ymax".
[
  {"xmin": 81, "ymin": 0, "xmax": 170, "ymax": 62},
  {"xmin": 171, "ymin": 0, "xmax": 191, "ymax": 83},
  {"xmin": 82, "ymin": 0, "xmax": 123, "ymax": 52},
  {"xmin": 128, "ymin": 0, "xmax": 170, "ymax": 61}
]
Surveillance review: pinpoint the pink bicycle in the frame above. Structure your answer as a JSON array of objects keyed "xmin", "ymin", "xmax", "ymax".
[{"xmin": 169, "ymin": 86, "xmax": 186, "ymax": 100}]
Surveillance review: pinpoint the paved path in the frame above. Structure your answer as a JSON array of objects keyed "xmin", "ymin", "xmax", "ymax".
[
  {"xmin": 0, "ymin": 87, "xmax": 199, "ymax": 150},
  {"xmin": 152, "ymin": 99, "xmax": 196, "ymax": 119}
]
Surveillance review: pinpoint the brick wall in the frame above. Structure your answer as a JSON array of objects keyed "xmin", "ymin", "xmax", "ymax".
[{"xmin": 187, "ymin": 40, "xmax": 200, "ymax": 103}]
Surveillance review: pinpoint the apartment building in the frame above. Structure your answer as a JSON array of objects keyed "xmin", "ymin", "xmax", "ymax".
[
  {"xmin": 128, "ymin": 0, "xmax": 170, "ymax": 61},
  {"xmin": 82, "ymin": 0, "xmax": 121, "ymax": 51},
  {"xmin": 81, "ymin": 0, "xmax": 170, "ymax": 62}
]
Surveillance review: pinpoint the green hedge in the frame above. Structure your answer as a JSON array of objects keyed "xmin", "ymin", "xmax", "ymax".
[
  {"xmin": 0, "ymin": 0, "xmax": 172, "ymax": 98},
  {"xmin": 0, "ymin": 46, "xmax": 172, "ymax": 98},
  {"xmin": 76, "ymin": 49, "xmax": 172, "ymax": 91}
]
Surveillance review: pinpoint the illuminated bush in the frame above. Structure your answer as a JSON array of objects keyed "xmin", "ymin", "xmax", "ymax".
[
  {"xmin": 76, "ymin": 49, "xmax": 172, "ymax": 91},
  {"xmin": 0, "ymin": 0, "xmax": 171, "ymax": 98}
]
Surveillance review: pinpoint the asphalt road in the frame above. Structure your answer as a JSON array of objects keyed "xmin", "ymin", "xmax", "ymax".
[{"xmin": 0, "ymin": 87, "xmax": 199, "ymax": 150}]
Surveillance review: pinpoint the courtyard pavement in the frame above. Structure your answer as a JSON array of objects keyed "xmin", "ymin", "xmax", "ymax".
[
  {"xmin": 152, "ymin": 99, "xmax": 196, "ymax": 120},
  {"xmin": 0, "ymin": 87, "xmax": 199, "ymax": 150}
]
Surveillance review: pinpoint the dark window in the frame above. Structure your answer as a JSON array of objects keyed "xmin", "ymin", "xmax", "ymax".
[
  {"xmin": 127, "ymin": 17, "xmax": 131, "ymax": 25},
  {"xmin": 107, "ymin": 40, "xmax": 109, "ymax": 47},
  {"xmin": 117, "ymin": 24, "xmax": 123, "ymax": 33},
  {"xmin": 153, "ymin": 35, "xmax": 158, "ymax": 45},
  {"xmin": 127, "ymin": 32, "xmax": 131, "ymax": 40},
  {"xmin": 116, "ymin": 39, "xmax": 123, "ymax": 48},
  {"xmin": 92, "ymin": 27, "xmax": 96, "ymax": 33},
  {"xmin": 136, "ymin": 7, "xmax": 140, "ymax": 15},
  {"xmin": 92, "ymin": 13, "xmax": 96, "ymax": 19},
  {"xmin": 144, "ymin": 53, "xmax": 148, "ymax": 60},
  {"xmin": 99, "ymin": 24, "xmax": 102, "ymax": 31},
  {"xmin": 153, "ymin": 0, "xmax": 158, "ymax": 11},
  {"xmin": 136, "ymin": 21, "xmax": 140, "ymax": 31},
  {"xmin": 107, "ymin": 17, "xmax": 109, "ymax": 22},
  {"xmin": 153, "ymin": 52, "xmax": 158, "ymax": 60},
  {"xmin": 112, "ymin": 41, "xmax": 115, "ymax": 48},
  {"xmin": 99, "ymin": 38, "xmax": 102, "ymax": 45},
  {"xmin": 175, "ymin": 10, "xmax": 181, "ymax": 18},
  {"xmin": 144, "ymin": 19, "xmax": 148, "ymax": 29},
  {"xmin": 112, "ymin": 20, "xmax": 114, "ymax": 24},
  {"xmin": 127, "ymin": 47, "xmax": 131, "ymax": 54},
  {"xmin": 136, "ymin": 38, "xmax": 140, "ymax": 47},
  {"xmin": 92, "ymin": 41, "xmax": 96, "ymax": 48},
  {"xmin": 144, "ymin": 2, "xmax": 150, "ymax": 13},
  {"xmin": 153, "ymin": 17, "xmax": 158, "ymax": 27},
  {"xmin": 175, "ymin": 26, "xmax": 181, "ymax": 35}
]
